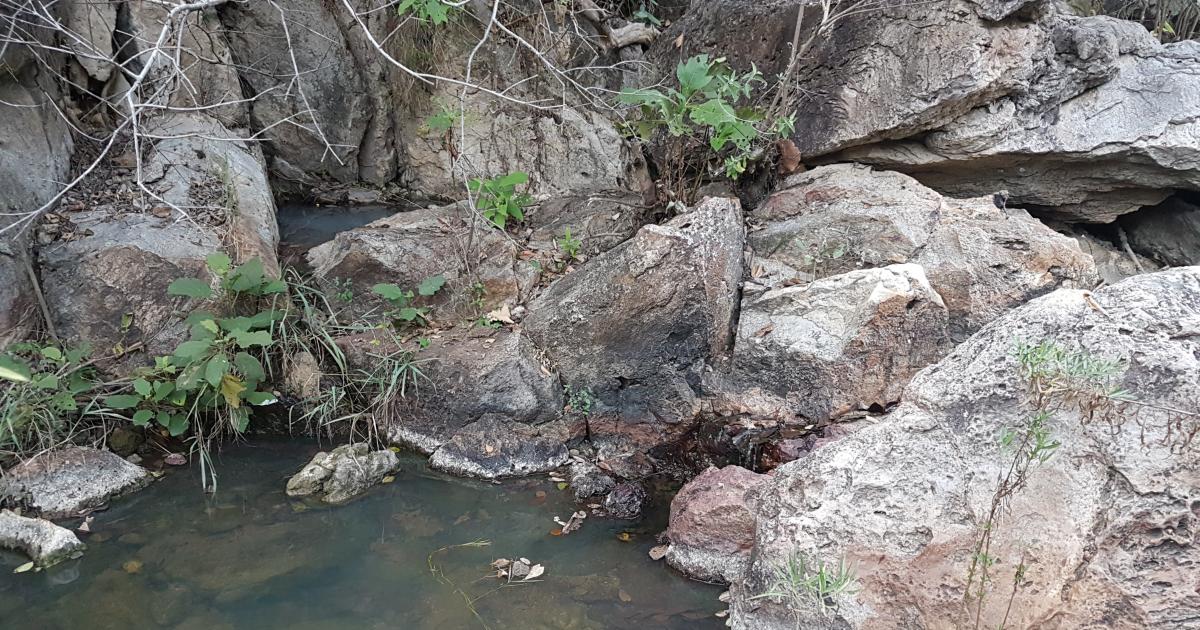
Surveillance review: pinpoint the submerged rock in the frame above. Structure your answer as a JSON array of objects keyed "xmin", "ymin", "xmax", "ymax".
[
  {"xmin": 733, "ymin": 263, "xmax": 951, "ymax": 422},
  {"xmin": 751, "ymin": 164, "xmax": 1096, "ymax": 337},
  {"xmin": 568, "ymin": 459, "xmax": 616, "ymax": 502},
  {"xmin": 603, "ymin": 482, "xmax": 648, "ymax": 520},
  {"xmin": 666, "ymin": 466, "xmax": 768, "ymax": 584},
  {"xmin": 730, "ymin": 268, "xmax": 1200, "ymax": 629},
  {"xmin": 285, "ymin": 444, "xmax": 399, "ymax": 505},
  {"xmin": 0, "ymin": 447, "xmax": 151, "ymax": 518},
  {"xmin": 428, "ymin": 416, "xmax": 570, "ymax": 479},
  {"xmin": 0, "ymin": 510, "xmax": 85, "ymax": 567}
]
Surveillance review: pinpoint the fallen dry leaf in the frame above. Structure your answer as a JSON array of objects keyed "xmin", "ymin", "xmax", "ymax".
[
  {"xmin": 754, "ymin": 323, "xmax": 775, "ymax": 338},
  {"xmin": 485, "ymin": 304, "xmax": 514, "ymax": 325},
  {"xmin": 524, "ymin": 564, "xmax": 545, "ymax": 580},
  {"xmin": 164, "ymin": 453, "xmax": 186, "ymax": 466},
  {"xmin": 776, "ymin": 139, "xmax": 804, "ymax": 176},
  {"xmin": 619, "ymin": 589, "xmax": 632, "ymax": 602},
  {"xmin": 648, "ymin": 545, "xmax": 669, "ymax": 561},
  {"xmin": 673, "ymin": 33, "xmax": 684, "ymax": 48},
  {"xmin": 122, "ymin": 560, "xmax": 143, "ymax": 574}
]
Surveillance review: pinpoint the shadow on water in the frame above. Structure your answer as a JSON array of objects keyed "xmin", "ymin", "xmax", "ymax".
[
  {"xmin": 276, "ymin": 204, "xmax": 399, "ymax": 250},
  {"xmin": 0, "ymin": 439, "xmax": 723, "ymax": 630}
]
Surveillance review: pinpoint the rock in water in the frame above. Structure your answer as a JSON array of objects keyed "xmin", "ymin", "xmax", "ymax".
[
  {"xmin": 666, "ymin": 466, "xmax": 768, "ymax": 584},
  {"xmin": 428, "ymin": 416, "xmax": 570, "ymax": 479},
  {"xmin": 286, "ymin": 444, "xmax": 399, "ymax": 505},
  {"xmin": 0, "ymin": 447, "xmax": 151, "ymax": 518},
  {"xmin": 729, "ymin": 268, "xmax": 1200, "ymax": 629},
  {"xmin": 568, "ymin": 459, "xmax": 616, "ymax": 502},
  {"xmin": 604, "ymin": 482, "xmax": 648, "ymax": 520},
  {"xmin": 0, "ymin": 510, "xmax": 85, "ymax": 567}
]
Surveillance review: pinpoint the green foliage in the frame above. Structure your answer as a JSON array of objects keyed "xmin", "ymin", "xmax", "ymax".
[
  {"xmin": 631, "ymin": 0, "xmax": 661, "ymax": 25},
  {"xmin": 750, "ymin": 551, "xmax": 859, "ymax": 616},
  {"xmin": 558, "ymin": 228, "xmax": 582, "ymax": 261},
  {"xmin": 372, "ymin": 275, "xmax": 445, "ymax": 327},
  {"xmin": 397, "ymin": 0, "xmax": 460, "ymax": 25},
  {"xmin": 565, "ymin": 386, "xmax": 594, "ymax": 415},
  {"xmin": 469, "ymin": 172, "xmax": 532, "ymax": 229},
  {"xmin": 620, "ymin": 54, "xmax": 795, "ymax": 179},
  {"xmin": 0, "ymin": 342, "xmax": 99, "ymax": 458},
  {"xmin": 424, "ymin": 104, "xmax": 460, "ymax": 134}
]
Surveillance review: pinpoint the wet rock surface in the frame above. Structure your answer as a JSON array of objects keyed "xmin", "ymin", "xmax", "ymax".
[
  {"xmin": 285, "ymin": 443, "xmax": 399, "ymax": 505},
  {"xmin": 0, "ymin": 447, "xmax": 151, "ymax": 518},
  {"xmin": 0, "ymin": 510, "xmax": 85, "ymax": 567},
  {"xmin": 603, "ymin": 482, "xmax": 648, "ymax": 520},
  {"xmin": 428, "ymin": 415, "xmax": 570, "ymax": 479},
  {"xmin": 666, "ymin": 466, "xmax": 768, "ymax": 584},
  {"xmin": 568, "ymin": 459, "xmax": 616, "ymax": 502}
]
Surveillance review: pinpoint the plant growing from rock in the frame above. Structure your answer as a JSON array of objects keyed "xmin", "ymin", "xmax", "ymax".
[
  {"xmin": 558, "ymin": 228, "xmax": 582, "ymax": 261},
  {"xmin": 749, "ymin": 550, "xmax": 859, "ymax": 617},
  {"xmin": 371, "ymin": 275, "xmax": 446, "ymax": 327},
  {"xmin": 620, "ymin": 54, "xmax": 796, "ymax": 195},
  {"xmin": 396, "ymin": 0, "xmax": 462, "ymax": 25},
  {"xmin": 0, "ymin": 343, "xmax": 101, "ymax": 459},
  {"xmin": 468, "ymin": 172, "xmax": 533, "ymax": 230}
]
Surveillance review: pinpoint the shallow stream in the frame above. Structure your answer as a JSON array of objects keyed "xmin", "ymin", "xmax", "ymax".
[{"xmin": 0, "ymin": 440, "xmax": 722, "ymax": 629}]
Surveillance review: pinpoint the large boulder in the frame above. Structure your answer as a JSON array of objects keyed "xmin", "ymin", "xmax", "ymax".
[
  {"xmin": 0, "ymin": 510, "xmax": 85, "ymax": 567},
  {"xmin": 1120, "ymin": 196, "xmax": 1200, "ymax": 267},
  {"xmin": 523, "ymin": 197, "xmax": 746, "ymax": 443},
  {"xmin": 733, "ymin": 264, "xmax": 952, "ymax": 423},
  {"xmin": 285, "ymin": 443, "xmax": 399, "ymax": 505},
  {"xmin": 666, "ymin": 465, "xmax": 769, "ymax": 584},
  {"xmin": 306, "ymin": 203, "xmax": 536, "ymax": 322},
  {"xmin": 39, "ymin": 113, "xmax": 278, "ymax": 366},
  {"xmin": 335, "ymin": 329, "xmax": 562, "ymax": 454},
  {"xmin": 750, "ymin": 164, "xmax": 1096, "ymax": 337},
  {"xmin": 730, "ymin": 268, "xmax": 1200, "ymax": 629},
  {"xmin": 0, "ymin": 447, "xmax": 152, "ymax": 518},
  {"xmin": 0, "ymin": 67, "xmax": 72, "ymax": 347}
]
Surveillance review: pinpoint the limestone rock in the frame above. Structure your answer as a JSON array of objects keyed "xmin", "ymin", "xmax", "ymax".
[
  {"xmin": 285, "ymin": 443, "xmax": 399, "ymax": 505},
  {"xmin": 65, "ymin": 0, "xmax": 117, "ymax": 82},
  {"xmin": 666, "ymin": 466, "xmax": 768, "ymax": 584},
  {"xmin": 524, "ymin": 197, "xmax": 746, "ymax": 443},
  {"xmin": 732, "ymin": 264, "xmax": 952, "ymax": 422},
  {"xmin": 0, "ymin": 510, "xmax": 85, "ymax": 567},
  {"xmin": 750, "ymin": 164, "xmax": 1096, "ymax": 337},
  {"xmin": 0, "ymin": 447, "xmax": 151, "ymax": 518},
  {"xmin": 1120, "ymin": 196, "xmax": 1200, "ymax": 267},
  {"xmin": 730, "ymin": 268, "xmax": 1200, "ymax": 629},
  {"xmin": 428, "ymin": 415, "xmax": 570, "ymax": 479}
]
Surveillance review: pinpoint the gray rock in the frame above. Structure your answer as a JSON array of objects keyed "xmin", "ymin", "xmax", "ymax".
[
  {"xmin": 730, "ymin": 268, "xmax": 1200, "ymax": 629},
  {"xmin": 568, "ymin": 459, "xmax": 616, "ymax": 502},
  {"xmin": 667, "ymin": 466, "xmax": 768, "ymax": 584},
  {"xmin": 285, "ymin": 443, "xmax": 399, "ymax": 505},
  {"xmin": 524, "ymin": 197, "xmax": 746, "ymax": 446},
  {"xmin": 1069, "ymin": 229, "xmax": 1158, "ymax": 285},
  {"xmin": 732, "ymin": 264, "xmax": 952, "ymax": 423},
  {"xmin": 0, "ymin": 447, "xmax": 151, "ymax": 518},
  {"xmin": 0, "ymin": 72, "xmax": 72, "ymax": 347},
  {"xmin": 603, "ymin": 482, "xmax": 648, "ymax": 520},
  {"xmin": 428, "ymin": 416, "xmax": 570, "ymax": 479},
  {"xmin": 64, "ymin": 0, "xmax": 116, "ymax": 82},
  {"xmin": 0, "ymin": 510, "xmax": 85, "ymax": 567},
  {"xmin": 338, "ymin": 330, "xmax": 562, "ymax": 454},
  {"xmin": 307, "ymin": 203, "xmax": 537, "ymax": 323},
  {"xmin": 750, "ymin": 164, "xmax": 1097, "ymax": 337},
  {"xmin": 1121, "ymin": 196, "xmax": 1200, "ymax": 267},
  {"xmin": 38, "ymin": 113, "xmax": 278, "ymax": 370}
]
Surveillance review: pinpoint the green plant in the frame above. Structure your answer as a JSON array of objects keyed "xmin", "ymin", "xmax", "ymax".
[
  {"xmin": 396, "ymin": 0, "xmax": 461, "ymax": 25},
  {"xmin": 469, "ymin": 172, "xmax": 532, "ymax": 229},
  {"xmin": 565, "ymin": 386, "xmax": 594, "ymax": 415},
  {"xmin": 558, "ymin": 228, "xmax": 582, "ymax": 260},
  {"xmin": 620, "ymin": 54, "xmax": 796, "ymax": 182},
  {"xmin": 0, "ymin": 342, "xmax": 101, "ymax": 459},
  {"xmin": 632, "ymin": 0, "xmax": 661, "ymax": 25},
  {"xmin": 371, "ymin": 275, "xmax": 446, "ymax": 327},
  {"xmin": 424, "ymin": 104, "xmax": 460, "ymax": 134},
  {"xmin": 750, "ymin": 551, "xmax": 859, "ymax": 616}
]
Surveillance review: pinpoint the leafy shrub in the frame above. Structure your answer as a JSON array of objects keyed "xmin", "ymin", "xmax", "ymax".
[
  {"xmin": 558, "ymin": 228, "xmax": 582, "ymax": 260},
  {"xmin": 469, "ymin": 172, "xmax": 532, "ymax": 229},
  {"xmin": 0, "ymin": 343, "xmax": 98, "ymax": 458},
  {"xmin": 620, "ymin": 54, "xmax": 795, "ymax": 181},
  {"xmin": 397, "ymin": 0, "xmax": 461, "ymax": 25}
]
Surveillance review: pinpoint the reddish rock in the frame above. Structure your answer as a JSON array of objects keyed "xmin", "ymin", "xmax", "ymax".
[{"xmin": 666, "ymin": 465, "xmax": 769, "ymax": 584}]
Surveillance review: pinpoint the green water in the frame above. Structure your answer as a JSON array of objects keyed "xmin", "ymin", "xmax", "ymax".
[{"xmin": 0, "ymin": 440, "xmax": 722, "ymax": 629}]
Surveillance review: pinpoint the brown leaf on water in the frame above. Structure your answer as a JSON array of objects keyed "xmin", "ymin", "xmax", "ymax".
[
  {"xmin": 550, "ymin": 528, "xmax": 563, "ymax": 536},
  {"xmin": 616, "ymin": 532, "xmax": 633, "ymax": 542},
  {"xmin": 648, "ymin": 544, "xmax": 669, "ymax": 561},
  {"xmin": 122, "ymin": 560, "xmax": 143, "ymax": 574},
  {"xmin": 619, "ymin": 589, "xmax": 633, "ymax": 602}
]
